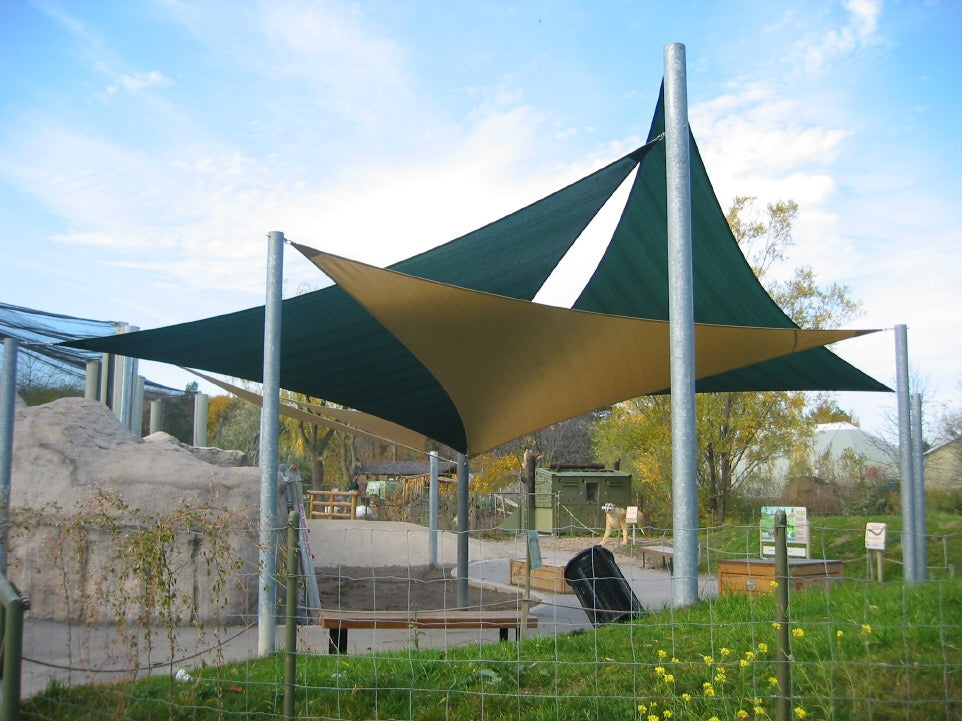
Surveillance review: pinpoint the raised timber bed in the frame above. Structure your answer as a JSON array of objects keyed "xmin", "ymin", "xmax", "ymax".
[
  {"xmin": 509, "ymin": 559, "xmax": 572, "ymax": 594},
  {"xmin": 719, "ymin": 558, "xmax": 843, "ymax": 598}
]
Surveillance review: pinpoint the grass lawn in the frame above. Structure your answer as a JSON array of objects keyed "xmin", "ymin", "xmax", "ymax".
[{"xmin": 23, "ymin": 572, "xmax": 962, "ymax": 720}]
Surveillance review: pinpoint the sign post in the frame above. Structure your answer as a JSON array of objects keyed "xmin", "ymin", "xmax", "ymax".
[
  {"xmin": 626, "ymin": 505, "xmax": 640, "ymax": 545},
  {"xmin": 865, "ymin": 522, "xmax": 887, "ymax": 582}
]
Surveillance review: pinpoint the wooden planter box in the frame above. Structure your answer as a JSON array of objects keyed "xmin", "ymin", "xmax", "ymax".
[
  {"xmin": 509, "ymin": 560, "xmax": 572, "ymax": 594},
  {"xmin": 719, "ymin": 558, "xmax": 843, "ymax": 598}
]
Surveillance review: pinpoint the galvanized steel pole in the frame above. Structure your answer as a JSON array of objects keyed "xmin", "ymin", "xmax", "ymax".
[
  {"xmin": 85, "ymin": 359, "xmax": 100, "ymax": 400},
  {"xmin": 664, "ymin": 42, "xmax": 699, "ymax": 607},
  {"xmin": 910, "ymin": 393, "xmax": 926, "ymax": 579},
  {"xmin": 457, "ymin": 452, "xmax": 470, "ymax": 606},
  {"xmin": 258, "ymin": 230, "xmax": 285, "ymax": 653},
  {"xmin": 429, "ymin": 451, "xmax": 439, "ymax": 569},
  {"xmin": 894, "ymin": 324, "xmax": 916, "ymax": 583},
  {"xmin": 149, "ymin": 399, "xmax": 164, "ymax": 435},
  {"xmin": 0, "ymin": 337, "xmax": 19, "ymax": 575},
  {"xmin": 193, "ymin": 392, "xmax": 209, "ymax": 447},
  {"xmin": 112, "ymin": 324, "xmax": 134, "ymax": 425},
  {"xmin": 131, "ymin": 375, "xmax": 145, "ymax": 435}
]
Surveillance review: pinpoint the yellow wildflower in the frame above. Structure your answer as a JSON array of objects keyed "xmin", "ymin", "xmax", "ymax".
[
  {"xmin": 736, "ymin": 711, "xmax": 749, "ymax": 720},
  {"xmin": 681, "ymin": 693, "xmax": 691, "ymax": 702},
  {"xmin": 836, "ymin": 630, "xmax": 844, "ymax": 638},
  {"xmin": 754, "ymin": 706, "xmax": 766, "ymax": 715},
  {"xmin": 638, "ymin": 704, "xmax": 647, "ymax": 713},
  {"xmin": 657, "ymin": 649, "xmax": 668, "ymax": 660},
  {"xmin": 757, "ymin": 642, "xmax": 769, "ymax": 653},
  {"xmin": 792, "ymin": 627, "xmax": 805, "ymax": 638},
  {"xmin": 772, "ymin": 622, "xmax": 781, "ymax": 630},
  {"xmin": 745, "ymin": 650, "xmax": 755, "ymax": 661},
  {"xmin": 655, "ymin": 666, "xmax": 666, "ymax": 676},
  {"xmin": 708, "ymin": 717, "xmax": 721, "ymax": 721},
  {"xmin": 739, "ymin": 658, "xmax": 750, "ymax": 668},
  {"xmin": 769, "ymin": 580, "xmax": 779, "ymax": 589},
  {"xmin": 768, "ymin": 676, "xmax": 779, "ymax": 686},
  {"xmin": 662, "ymin": 711, "xmax": 673, "ymax": 719},
  {"xmin": 664, "ymin": 674, "xmax": 675, "ymax": 684},
  {"xmin": 703, "ymin": 655, "xmax": 713, "ymax": 665},
  {"xmin": 648, "ymin": 715, "xmax": 659, "ymax": 721},
  {"xmin": 794, "ymin": 706, "xmax": 808, "ymax": 719},
  {"xmin": 720, "ymin": 647, "xmax": 731, "ymax": 657},
  {"xmin": 862, "ymin": 624, "xmax": 873, "ymax": 634}
]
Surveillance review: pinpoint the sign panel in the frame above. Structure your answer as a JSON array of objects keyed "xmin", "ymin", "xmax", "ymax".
[
  {"xmin": 526, "ymin": 530, "xmax": 543, "ymax": 569},
  {"xmin": 626, "ymin": 506, "xmax": 639, "ymax": 524},
  {"xmin": 760, "ymin": 506, "xmax": 809, "ymax": 543},
  {"xmin": 865, "ymin": 522, "xmax": 887, "ymax": 551}
]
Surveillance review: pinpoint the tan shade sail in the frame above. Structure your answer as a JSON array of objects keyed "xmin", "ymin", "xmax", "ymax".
[
  {"xmin": 188, "ymin": 368, "xmax": 431, "ymax": 452},
  {"xmin": 303, "ymin": 247, "xmax": 879, "ymax": 456}
]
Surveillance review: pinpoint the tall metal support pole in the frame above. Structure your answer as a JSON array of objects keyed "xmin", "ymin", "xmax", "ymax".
[
  {"xmin": 0, "ymin": 338, "xmax": 19, "ymax": 575},
  {"xmin": 130, "ymin": 375, "xmax": 145, "ymax": 436},
  {"xmin": 894, "ymin": 324, "xmax": 916, "ymax": 583},
  {"xmin": 111, "ymin": 326, "xmax": 129, "ymax": 421},
  {"xmin": 99, "ymin": 353, "xmax": 112, "ymax": 406},
  {"xmin": 258, "ymin": 230, "xmax": 285, "ymax": 654},
  {"xmin": 456, "ymin": 452, "xmax": 470, "ymax": 606},
  {"xmin": 910, "ymin": 393, "xmax": 926, "ymax": 579},
  {"xmin": 429, "ymin": 451, "xmax": 439, "ymax": 569},
  {"xmin": 85, "ymin": 359, "xmax": 101, "ymax": 400},
  {"xmin": 193, "ymin": 393, "xmax": 209, "ymax": 447},
  {"xmin": 149, "ymin": 399, "xmax": 164, "ymax": 435},
  {"xmin": 125, "ymin": 335, "xmax": 139, "ymax": 429},
  {"xmin": 664, "ymin": 42, "xmax": 699, "ymax": 607}
]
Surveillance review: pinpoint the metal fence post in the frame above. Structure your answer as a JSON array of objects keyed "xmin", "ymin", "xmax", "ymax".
[
  {"xmin": 284, "ymin": 510, "xmax": 298, "ymax": 721},
  {"xmin": 0, "ymin": 575, "xmax": 24, "ymax": 721},
  {"xmin": 774, "ymin": 509, "xmax": 792, "ymax": 721}
]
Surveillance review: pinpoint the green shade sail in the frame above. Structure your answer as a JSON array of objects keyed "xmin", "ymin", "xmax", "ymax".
[
  {"xmin": 66, "ymin": 89, "xmax": 888, "ymax": 453},
  {"xmin": 574, "ymin": 88, "xmax": 886, "ymax": 393}
]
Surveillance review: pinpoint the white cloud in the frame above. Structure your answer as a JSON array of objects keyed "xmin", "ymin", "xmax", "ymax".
[
  {"xmin": 111, "ymin": 70, "xmax": 171, "ymax": 94},
  {"xmin": 791, "ymin": 0, "xmax": 882, "ymax": 76}
]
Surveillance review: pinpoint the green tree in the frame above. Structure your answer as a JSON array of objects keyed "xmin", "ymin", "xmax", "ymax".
[{"xmin": 594, "ymin": 196, "xmax": 863, "ymax": 522}]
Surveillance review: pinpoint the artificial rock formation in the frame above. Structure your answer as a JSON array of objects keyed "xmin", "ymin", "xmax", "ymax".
[{"xmin": 7, "ymin": 397, "xmax": 269, "ymax": 625}]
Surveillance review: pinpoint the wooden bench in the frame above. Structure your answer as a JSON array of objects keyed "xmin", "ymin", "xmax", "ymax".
[
  {"xmin": 638, "ymin": 544, "xmax": 675, "ymax": 571},
  {"xmin": 317, "ymin": 609, "xmax": 539, "ymax": 654}
]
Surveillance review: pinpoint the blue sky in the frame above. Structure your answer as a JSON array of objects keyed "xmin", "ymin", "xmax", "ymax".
[{"xmin": 1, "ymin": 0, "xmax": 960, "ymax": 439}]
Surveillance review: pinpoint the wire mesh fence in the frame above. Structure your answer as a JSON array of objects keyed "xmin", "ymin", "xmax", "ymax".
[{"xmin": 12, "ymin": 508, "xmax": 962, "ymax": 721}]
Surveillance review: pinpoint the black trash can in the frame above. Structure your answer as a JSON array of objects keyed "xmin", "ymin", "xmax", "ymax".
[{"xmin": 564, "ymin": 545, "xmax": 643, "ymax": 626}]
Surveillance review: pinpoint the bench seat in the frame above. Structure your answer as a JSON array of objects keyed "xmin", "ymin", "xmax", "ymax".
[{"xmin": 317, "ymin": 609, "xmax": 538, "ymax": 653}]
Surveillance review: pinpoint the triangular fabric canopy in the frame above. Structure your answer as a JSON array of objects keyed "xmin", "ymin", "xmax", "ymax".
[
  {"xmin": 66, "ymin": 141, "xmax": 653, "ymax": 452},
  {"xmin": 66, "ymin": 89, "xmax": 888, "ymax": 453},
  {"xmin": 187, "ymin": 368, "xmax": 431, "ymax": 452},
  {"xmin": 303, "ymin": 248, "xmax": 878, "ymax": 454}
]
